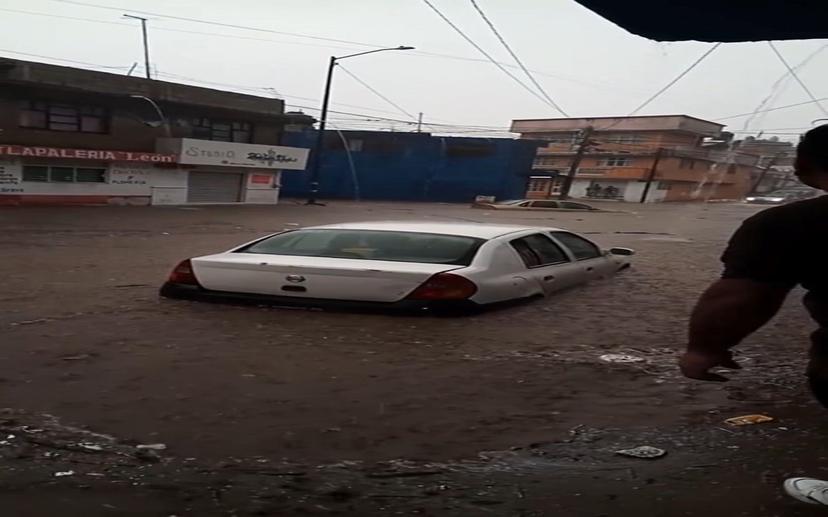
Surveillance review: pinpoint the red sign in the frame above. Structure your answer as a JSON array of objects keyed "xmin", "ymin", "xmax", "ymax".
[
  {"xmin": 0, "ymin": 145, "xmax": 176, "ymax": 163},
  {"xmin": 250, "ymin": 174, "xmax": 272, "ymax": 184}
]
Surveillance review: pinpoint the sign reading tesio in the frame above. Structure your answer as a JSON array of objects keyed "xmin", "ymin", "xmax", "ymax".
[
  {"xmin": 0, "ymin": 145, "xmax": 176, "ymax": 163},
  {"xmin": 176, "ymin": 139, "xmax": 309, "ymax": 170}
]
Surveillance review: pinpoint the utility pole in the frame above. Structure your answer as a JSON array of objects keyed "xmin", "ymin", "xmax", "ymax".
[
  {"xmin": 640, "ymin": 147, "xmax": 664, "ymax": 203},
  {"xmin": 416, "ymin": 112, "xmax": 423, "ymax": 133},
  {"xmin": 124, "ymin": 15, "xmax": 151, "ymax": 79},
  {"xmin": 749, "ymin": 151, "xmax": 786, "ymax": 195},
  {"xmin": 558, "ymin": 126, "xmax": 594, "ymax": 201},
  {"xmin": 306, "ymin": 56, "xmax": 337, "ymax": 205}
]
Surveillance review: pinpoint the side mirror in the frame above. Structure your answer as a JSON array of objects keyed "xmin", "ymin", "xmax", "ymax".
[{"xmin": 609, "ymin": 247, "xmax": 635, "ymax": 256}]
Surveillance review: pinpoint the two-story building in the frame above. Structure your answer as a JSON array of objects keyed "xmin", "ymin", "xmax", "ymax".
[
  {"xmin": 0, "ymin": 58, "xmax": 312, "ymax": 206},
  {"xmin": 511, "ymin": 115, "xmax": 756, "ymax": 202}
]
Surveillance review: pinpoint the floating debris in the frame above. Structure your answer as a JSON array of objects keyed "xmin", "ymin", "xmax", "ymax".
[
  {"xmin": 724, "ymin": 414, "xmax": 774, "ymax": 426},
  {"xmin": 135, "ymin": 443, "xmax": 167, "ymax": 451},
  {"xmin": 54, "ymin": 470, "xmax": 75, "ymax": 477},
  {"xmin": 615, "ymin": 446, "xmax": 666, "ymax": 459},
  {"xmin": 599, "ymin": 354, "xmax": 645, "ymax": 364}
]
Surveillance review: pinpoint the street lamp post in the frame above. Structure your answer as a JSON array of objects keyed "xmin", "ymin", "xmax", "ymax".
[{"xmin": 306, "ymin": 46, "xmax": 414, "ymax": 205}]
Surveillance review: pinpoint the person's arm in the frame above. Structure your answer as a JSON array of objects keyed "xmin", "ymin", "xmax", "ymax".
[
  {"xmin": 680, "ymin": 210, "xmax": 797, "ymax": 381},
  {"xmin": 681, "ymin": 278, "xmax": 791, "ymax": 381}
]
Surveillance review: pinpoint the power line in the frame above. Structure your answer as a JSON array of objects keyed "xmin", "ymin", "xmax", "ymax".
[
  {"xmin": 715, "ymin": 96, "xmax": 828, "ymax": 121},
  {"xmin": 0, "ymin": 49, "xmax": 130, "ymax": 69},
  {"xmin": 467, "ymin": 0, "xmax": 568, "ymax": 116},
  {"xmin": 420, "ymin": 0, "xmax": 562, "ymax": 112},
  {"xmin": 628, "ymin": 43, "xmax": 722, "ymax": 116},
  {"xmin": 7, "ymin": 6, "xmax": 643, "ymax": 96},
  {"xmin": 767, "ymin": 41, "xmax": 828, "ymax": 117},
  {"xmin": 47, "ymin": 0, "xmax": 386, "ymax": 48},
  {"xmin": 336, "ymin": 65, "xmax": 417, "ymax": 120}
]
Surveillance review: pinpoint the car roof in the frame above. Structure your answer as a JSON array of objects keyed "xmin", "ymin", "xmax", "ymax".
[{"xmin": 306, "ymin": 221, "xmax": 563, "ymax": 239}]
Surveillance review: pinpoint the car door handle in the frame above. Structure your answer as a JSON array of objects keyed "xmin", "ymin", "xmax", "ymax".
[
  {"xmin": 586, "ymin": 267, "xmax": 594, "ymax": 272},
  {"xmin": 543, "ymin": 275, "xmax": 555, "ymax": 281}
]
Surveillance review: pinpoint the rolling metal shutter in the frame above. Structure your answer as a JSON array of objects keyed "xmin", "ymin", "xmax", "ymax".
[{"xmin": 187, "ymin": 171, "xmax": 244, "ymax": 203}]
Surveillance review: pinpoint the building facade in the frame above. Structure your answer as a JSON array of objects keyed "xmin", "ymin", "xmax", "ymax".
[
  {"xmin": 280, "ymin": 130, "xmax": 541, "ymax": 203},
  {"xmin": 511, "ymin": 115, "xmax": 756, "ymax": 202},
  {"xmin": 0, "ymin": 59, "xmax": 312, "ymax": 206},
  {"xmin": 734, "ymin": 137, "xmax": 797, "ymax": 194}
]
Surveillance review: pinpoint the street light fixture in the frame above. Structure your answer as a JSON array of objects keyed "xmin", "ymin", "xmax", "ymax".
[
  {"xmin": 306, "ymin": 45, "xmax": 415, "ymax": 205},
  {"xmin": 129, "ymin": 94, "xmax": 171, "ymax": 137}
]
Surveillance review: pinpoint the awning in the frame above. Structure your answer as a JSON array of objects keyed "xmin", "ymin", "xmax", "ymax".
[{"xmin": 574, "ymin": 1, "xmax": 828, "ymax": 42}]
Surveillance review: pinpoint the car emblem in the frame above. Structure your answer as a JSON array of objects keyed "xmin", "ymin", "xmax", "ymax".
[{"xmin": 285, "ymin": 274, "xmax": 306, "ymax": 283}]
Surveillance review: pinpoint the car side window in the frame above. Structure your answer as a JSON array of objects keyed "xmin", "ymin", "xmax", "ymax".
[
  {"xmin": 510, "ymin": 234, "xmax": 569, "ymax": 268},
  {"xmin": 559, "ymin": 202, "xmax": 591, "ymax": 210},
  {"xmin": 531, "ymin": 200, "xmax": 558, "ymax": 208},
  {"xmin": 550, "ymin": 232, "xmax": 602, "ymax": 260},
  {"xmin": 518, "ymin": 201, "xmax": 532, "ymax": 207}
]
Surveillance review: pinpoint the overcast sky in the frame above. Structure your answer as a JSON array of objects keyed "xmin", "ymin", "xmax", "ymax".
[{"xmin": 2, "ymin": 0, "xmax": 827, "ymax": 140}]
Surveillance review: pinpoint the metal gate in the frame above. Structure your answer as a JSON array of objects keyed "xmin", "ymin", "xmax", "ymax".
[{"xmin": 187, "ymin": 171, "xmax": 244, "ymax": 203}]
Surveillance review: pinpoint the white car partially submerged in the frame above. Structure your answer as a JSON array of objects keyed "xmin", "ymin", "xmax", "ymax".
[{"xmin": 160, "ymin": 222, "xmax": 633, "ymax": 312}]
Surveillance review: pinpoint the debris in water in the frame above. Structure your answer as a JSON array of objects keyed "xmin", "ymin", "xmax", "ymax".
[
  {"xmin": 54, "ymin": 470, "xmax": 75, "ymax": 477},
  {"xmin": 599, "ymin": 354, "xmax": 645, "ymax": 364},
  {"xmin": 615, "ymin": 446, "xmax": 666, "ymax": 459},
  {"xmin": 79, "ymin": 443, "xmax": 103, "ymax": 452},
  {"xmin": 136, "ymin": 443, "xmax": 167, "ymax": 451},
  {"xmin": 724, "ymin": 414, "xmax": 774, "ymax": 426}
]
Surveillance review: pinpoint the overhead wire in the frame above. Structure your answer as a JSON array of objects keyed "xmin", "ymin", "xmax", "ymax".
[
  {"xmin": 6, "ymin": 6, "xmax": 646, "ymax": 96},
  {"xmin": 627, "ymin": 43, "xmax": 722, "ymax": 116},
  {"xmin": 335, "ymin": 65, "xmax": 418, "ymax": 120},
  {"xmin": 47, "ymin": 0, "xmax": 385, "ymax": 48},
  {"xmin": 715, "ymin": 96, "xmax": 828, "ymax": 121},
  {"xmin": 467, "ymin": 0, "xmax": 568, "ymax": 116},
  {"xmin": 420, "ymin": 0, "xmax": 564, "ymax": 113},
  {"xmin": 767, "ymin": 41, "xmax": 828, "ymax": 117}
]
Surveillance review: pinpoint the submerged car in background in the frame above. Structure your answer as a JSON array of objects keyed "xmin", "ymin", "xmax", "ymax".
[
  {"xmin": 473, "ymin": 199, "xmax": 599, "ymax": 211},
  {"xmin": 745, "ymin": 187, "xmax": 820, "ymax": 204},
  {"xmin": 160, "ymin": 222, "xmax": 633, "ymax": 312}
]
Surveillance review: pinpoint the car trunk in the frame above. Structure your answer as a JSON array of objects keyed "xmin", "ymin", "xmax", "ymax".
[{"xmin": 191, "ymin": 253, "xmax": 462, "ymax": 302}]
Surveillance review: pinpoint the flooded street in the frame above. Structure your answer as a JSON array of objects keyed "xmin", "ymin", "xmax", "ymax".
[{"xmin": 1, "ymin": 201, "xmax": 826, "ymax": 516}]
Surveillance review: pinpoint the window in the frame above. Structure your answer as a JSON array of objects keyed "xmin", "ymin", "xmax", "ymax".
[
  {"xmin": 510, "ymin": 234, "xmax": 569, "ymax": 268},
  {"xmin": 559, "ymin": 202, "xmax": 593, "ymax": 210},
  {"xmin": 192, "ymin": 118, "xmax": 252, "ymax": 142},
  {"xmin": 238, "ymin": 229, "xmax": 484, "ymax": 266},
  {"xmin": 597, "ymin": 157, "xmax": 632, "ymax": 167},
  {"xmin": 534, "ymin": 157, "xmax": 557, "ymax": 166},
  {"xmin": 22, "ymin": 165, "xmax": 106, "ymax": 183},
  {"xmin": 22, "ymin": 165, "xmax": 48, "ymax": 182},
  {"xmin": 606, "ymin": 134, "xmax": 644, "ymax": 144},
  {"xmin": 20, "ymin": 101, "xmax": 108, "ymax": 133},
  {"xmin": 551, "ymin": 232, "xmax": 602, "ymax": 260},
  {"xmin": 543, "ymin": 133, "xmax": 577, "ymax": 144},
  {"xmin": 531, "ymin": 201, "xmax": 559, "ymax": 208},
  {"xmin": 527, "ymin": 177, "xmax": 551, "ymax": 193}
]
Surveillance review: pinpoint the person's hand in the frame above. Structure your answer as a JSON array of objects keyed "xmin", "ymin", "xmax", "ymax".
[{"xmin": 678, "ymin": 350, "xmax": 741, "ymax": 382}]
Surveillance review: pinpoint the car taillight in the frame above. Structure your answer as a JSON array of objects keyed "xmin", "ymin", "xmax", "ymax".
[
  {"xmin": 407, "ymin": 273, "xmax": 477, "ymax": 300},
  {"xmin": 168, "ymin": 259, "xmax": 200, "ymax": 286}
]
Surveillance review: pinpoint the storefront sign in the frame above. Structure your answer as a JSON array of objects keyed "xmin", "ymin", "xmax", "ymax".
[
  {"xmin": 110, "ymin": 165, "xmax": 150, "ymax": 186},
  {"xmin": 0, "ymin": 162, "xmax": 23, "ymax": 193},
  {"xmin": 0, "ymin": 145, "xmax": 176, "ymax": 163},
  {"xmin": 174, "ymin": 138, "xmax": 309, "ymax": 170}
]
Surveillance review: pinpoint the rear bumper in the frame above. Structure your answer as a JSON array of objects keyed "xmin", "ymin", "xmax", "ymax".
[{"xmin": 159, "ymin": 282, "xmax": 480, "ymax": 314}]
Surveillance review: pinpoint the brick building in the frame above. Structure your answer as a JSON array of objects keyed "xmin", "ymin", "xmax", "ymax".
[
  {"xmin": 511, "ymin": 115, "xmax": 757, "ymax": 202},
  {"xmin": 0, "ymin": 59, "xmax": 312, "ymax": 206}
]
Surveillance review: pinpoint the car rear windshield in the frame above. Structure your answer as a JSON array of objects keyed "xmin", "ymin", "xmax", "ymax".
[{"xmin": 237, "ymin": 229, "xmax": 484, "ymax": 265}]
